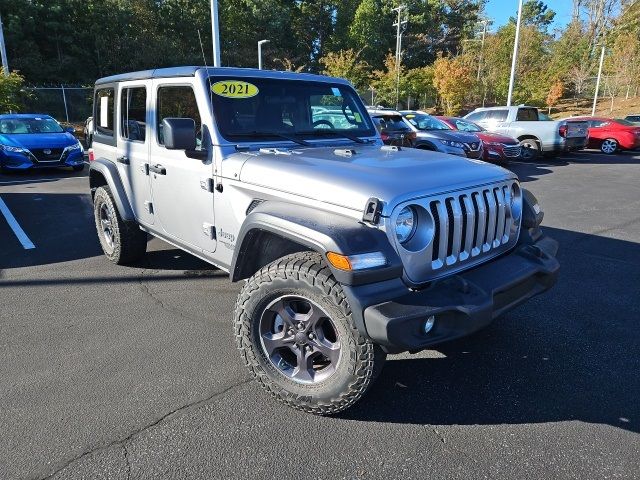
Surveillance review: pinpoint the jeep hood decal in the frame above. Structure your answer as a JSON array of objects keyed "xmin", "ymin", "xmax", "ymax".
[{"xmin": 236, "ymin": 145, "xmax": 514, "ymax": 216}]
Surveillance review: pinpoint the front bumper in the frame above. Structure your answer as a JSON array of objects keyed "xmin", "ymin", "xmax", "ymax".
[
  {"xmin": 358, "ymin": 233, "xmax": 559, "ymax": 353},
  {"xmin": 0, "ymin": 149, "xmax": 84, "ymax": 170}
]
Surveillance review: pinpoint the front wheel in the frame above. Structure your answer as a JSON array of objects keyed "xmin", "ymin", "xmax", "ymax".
[
  {"xmin": 600, "ymin": 138, "xmax": 618, "ymax": 154},
  {"xmin": 234, "ymin": 251, "xmax": 385, "ymax": 415}
]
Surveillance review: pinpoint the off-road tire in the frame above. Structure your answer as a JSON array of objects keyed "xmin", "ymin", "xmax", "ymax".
[
  {"xmin": 234, "ymin": 251, "xmax": 386, "ymax": 415},
  {"xmin": 93, "ymin": 186, "xmax": 147, "ymax": 265}
]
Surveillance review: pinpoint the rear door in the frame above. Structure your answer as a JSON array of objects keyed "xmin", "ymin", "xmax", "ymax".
[
  {"xmin": 116, "ymin": 82, "xmax": 154, "ymax": 225},
  {"xmin": 148, "ymin": 79, "xmax": 216, "ymax": 253}
]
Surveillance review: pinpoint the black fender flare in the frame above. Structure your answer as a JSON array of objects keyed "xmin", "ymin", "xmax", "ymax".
[
  {"xmin": 89, "ymin": 158, "xmax": 135, "ymax": 222},
  {"xmin": 230, "ymin": 201, "xmax": 403, "ymax": 287}
]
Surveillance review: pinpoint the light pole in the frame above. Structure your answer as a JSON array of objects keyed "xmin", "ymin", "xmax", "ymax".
[
  {"xmin": 210, "ymin": 0, "xmax": 221, "ymax": 67},
  {"xmin": 507, "ymin": 0, "xmax": 523, "ymax": 106},
  {"xmin": 392, "ymin": 5, "xmax": 407, "ymax": 109},
  {"xmin": 592, "ymin": 43, "xmax": 606, "ymax": 116},
  {"xmin": 258, "ymin": 40, "xmax": 270, "ymax": 70},
  {"xmin": 477, "ymin": 19, "xmax": 489, "ymax": 81},
  {"xmin": 0, "ymin": 13, "xmax": 9, "ymax": 75}
]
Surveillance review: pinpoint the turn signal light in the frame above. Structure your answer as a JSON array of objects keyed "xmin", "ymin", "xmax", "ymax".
[
  {"xmin": 326, "ymin": 252, "xmax": 352, "ymax": 271},
  {"xmin": 88, "ymin": 149, "xmax": 95, "ymax": 162}
]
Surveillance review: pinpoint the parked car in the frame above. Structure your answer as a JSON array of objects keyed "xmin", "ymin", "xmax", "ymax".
[
  {"xmin": 89, "ymin": 66, "xmax": 558, "ymax": 415},
  {"xmin": 84, "ymin": 116, "xmax": 94, "ymax": 147},
  {"xmin": 437, "ymin": 116, "xmax": 521, "ymax": 164},
  {"xmin": 564, "ymin": 116, "xmax": 640, "ymax": 154},
  {"xmin": 367, "ymin": 108, "xmax": 415, "ymax": 147},
  {"xmin": 623, "ymin": 114, "xmax": 640, "ymax": 126},
  {"xmin": 398, "ymin": 110, "xmax": 483, "ymax": 158},
  {"xmin": 464, "ymin": 105, "xmax": 588, "ymax": 160},
  {"xmin": 0, "ymin": 114, "xmax": 85, "ymax": 172}
]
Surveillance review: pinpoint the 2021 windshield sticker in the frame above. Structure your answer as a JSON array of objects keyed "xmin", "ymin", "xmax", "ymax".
[{"xmin": 211, "ymin": 80, "xmax": 259, "ymax": 99}]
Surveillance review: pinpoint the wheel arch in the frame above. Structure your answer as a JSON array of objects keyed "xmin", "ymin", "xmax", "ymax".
[
  {"xmin": 89, "ymin": 159, "xmax": 135, "ymax": 222},
  {"xmin": 230, "ymin": 201, "xmax": 403, "ymax": 287}
]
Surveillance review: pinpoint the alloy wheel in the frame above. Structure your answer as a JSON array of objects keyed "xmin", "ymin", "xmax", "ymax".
[
  {"xmin": 601, "ymin": 139, "xmax": 617, "ymax": 154},
  {"xmin": 99, "ymin": 203, "xmax": 115, "ymax": 252},
  {"xmin": 259, "ymin": 295, "xmax": 341, "ymax": 384}
]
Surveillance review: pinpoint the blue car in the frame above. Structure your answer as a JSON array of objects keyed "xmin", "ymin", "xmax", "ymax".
[{"xmin": 0, "ymin": 114, "xmax": 85, "ymax": 172}]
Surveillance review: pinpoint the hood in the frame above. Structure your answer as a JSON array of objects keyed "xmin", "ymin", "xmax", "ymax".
[
  {"xmin": 416, "ymin": 129, "xmax": 480, "ymax": 144},
  {"xmin": 233, "ymin": 145, "xmax": 513, "ymax": 215},
  {"xmin": 477, "ymin": 132, "xmax": 518, "ymax": 144},
  {"xmin": 0, "ymin": 132, "xmax": 77, "ymax": 149}
]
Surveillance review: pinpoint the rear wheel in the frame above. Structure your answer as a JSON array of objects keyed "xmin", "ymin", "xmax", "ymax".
[
  {"xmin": 519, "ymin": 138, "xmax": 540, "ymax": 160},
  {"xmin": 93, "ymin": 186, "xmax": 147, "ymax": 265},
  {"xmin": 600, "ymin": 138, "xmax": 618, "ymax": 154},
  {"xmin": 234, "ymin": 251, "xmax": 386, "ymax": 415}
]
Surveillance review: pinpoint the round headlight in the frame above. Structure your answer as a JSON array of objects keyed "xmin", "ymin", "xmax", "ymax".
[{"xmin": 395, "ymin": 206, "xmax": 417, "ymax": 244}]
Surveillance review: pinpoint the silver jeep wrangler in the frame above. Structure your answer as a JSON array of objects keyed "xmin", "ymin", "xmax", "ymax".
[{"xmin": 89, "ymin": 67, "xmax": 559, "ymax": 415}]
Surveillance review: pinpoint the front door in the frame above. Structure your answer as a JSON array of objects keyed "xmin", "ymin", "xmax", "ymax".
[
  {"xmin": 116, "ymin": 83, "xmax": 154, "ymax": 225},
  {"xmin": 149, "ymin": 80, "xmax": 216, "ymax": 253}
]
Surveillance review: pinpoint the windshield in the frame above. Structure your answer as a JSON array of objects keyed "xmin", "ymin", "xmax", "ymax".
[
  {"xmin": 208, "ymin": 77, "xmax": 375, "ymax": 142},
  {"xmin": 0, "ymin": 117, "xmax": 64, "ymax": 135},
  {"xmin": 451, "ymin": 118, "xmax": 483, "ymax": 132},
  {"xmin": 404, "ymin": 114, "xmax": 450, "ymax": 131}
]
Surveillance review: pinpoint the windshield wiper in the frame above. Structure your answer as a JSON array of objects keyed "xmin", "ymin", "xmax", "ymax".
[
  {"xmin": 231, "ymin": 131, "xmax": 310, "ymax": 146},
  {"xmin": 294, "ymin": 130, "xmax": 367, "ymax": 144}
]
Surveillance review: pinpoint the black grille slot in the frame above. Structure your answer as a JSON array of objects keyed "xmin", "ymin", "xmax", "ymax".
[
  {"xmin": 471, "ymin": 193, "xmax": 480, "ymax": 248},
  {"xmin": 459, "ymin": 196, "xmax": 468, "ymax": 252},
  {"xmin": 445, "ymin": 198, "xmax": 454, "ymax": 257},
  {"xmin": 430, "ymin": 201, "xmax": 440, "ymax": 262}
]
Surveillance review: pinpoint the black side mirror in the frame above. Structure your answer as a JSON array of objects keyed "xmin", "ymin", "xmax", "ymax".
[{"xmin": 162, "ymin": 118, "xmax": 197, "ymax": 150}]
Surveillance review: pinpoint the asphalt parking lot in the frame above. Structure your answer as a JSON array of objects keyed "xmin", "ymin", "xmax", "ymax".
[{"xmin": 1, "ymin": 151, "xmax": 639, "ymax": 480}]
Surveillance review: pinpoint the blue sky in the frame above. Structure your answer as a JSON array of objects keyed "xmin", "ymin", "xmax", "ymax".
[{"xmin": 484, "ymin": 0, "xmax": 575, "ymax": 31}]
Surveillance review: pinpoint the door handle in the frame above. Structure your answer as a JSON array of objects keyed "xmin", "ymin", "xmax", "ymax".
[
  {"xmin": 149, "ymin": 164, "xmax": 166, "ymax": 175},
  {"xmin": 116, "ymin": 155, "xmax": 130, "ymax": 165}
]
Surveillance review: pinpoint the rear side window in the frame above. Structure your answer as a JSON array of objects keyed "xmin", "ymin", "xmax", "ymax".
[
  {"xmin": 465, "ymin": 111, "xmax": 487, "ymax": 122},
  {"xmin": 487, "ymin": 109, "xmax": 509, "ymax": 122},
  {"xmin": 120, "ymin": 87, "xmax": 147, "ymax": 142},
  {"xmin": 156, "ymin": 86, "xmax": 202, "ymax": 146},
  {"xmin": 95, "ymin": 88, "xmax": 115, "ymax": 136},
  {"xmin": 516, "ymin": 108, "xmax": 538, "ymax": 121}
]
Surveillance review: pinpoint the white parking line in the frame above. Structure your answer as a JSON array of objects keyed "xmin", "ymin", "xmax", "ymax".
[{"xmin": 0, "ymin": 196, "xmax": 36, "ymax": 249}]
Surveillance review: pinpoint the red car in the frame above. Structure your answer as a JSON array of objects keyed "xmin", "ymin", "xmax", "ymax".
[
  {"xmin": 566, "ymin": 116, "xmax": 640, "ymax": 154},
  {"xmin": 437, "ymin": 116, "xmax": 521, "ymax": 164}
]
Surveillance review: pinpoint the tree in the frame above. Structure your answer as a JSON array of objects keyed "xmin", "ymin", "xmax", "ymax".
[
  {"xmin": 433, "ymin": 55, "xmax": 474, "ymax": 115},
  {"xmin": 319, "ymin": 49, "xmax": 371, "ymax": 91},
  {"xmin": 370, "ymin": 54, "xmax": 405, "ymax": 107},
  {"xmin": 546, "ymin": 80, "xmax": 564, "ymax": 114},
  {"xmin": 0, "ymin": 70, "xmax": 29, "ymax": 113},
  {"xmin": 512, "ymin": 1, "xmax": 556, "ymax": 31}
]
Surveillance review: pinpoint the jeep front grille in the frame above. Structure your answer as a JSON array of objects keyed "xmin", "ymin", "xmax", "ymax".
[{"xmin": 388, "ymin": 180, "xmax": 521, "ymax": 284}]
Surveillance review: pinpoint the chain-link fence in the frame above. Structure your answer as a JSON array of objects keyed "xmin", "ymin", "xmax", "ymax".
[{"xmin": 23, "ymin": 86, "xmax": 93, "ymax": 125}]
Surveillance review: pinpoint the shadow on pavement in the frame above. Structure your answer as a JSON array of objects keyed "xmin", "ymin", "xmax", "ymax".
[{"xmin": 343, "ymin": 226, "xmax": 640, "ymax": 434}]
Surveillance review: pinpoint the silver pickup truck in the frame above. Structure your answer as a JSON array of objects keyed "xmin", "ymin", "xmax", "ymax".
[
  {"xmin": 88, "ymin": 67, "xmax": 559, "ymax": 415},
  {"xmin": 465, "ymin": 105, "xmax": 588, "ymax": 160}
]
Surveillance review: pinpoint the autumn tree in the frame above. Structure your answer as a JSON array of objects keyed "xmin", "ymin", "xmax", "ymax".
[
  {"xmin": 320, "ymin": 49, "xmax": 371, "ymax": 91},
  {"xmin": 546, "ymin": 80, "xmax": 564, "ymax": 114},
  {"xmin": 433, "ymin": 55, "xmax": 474, "ymax": 115}
]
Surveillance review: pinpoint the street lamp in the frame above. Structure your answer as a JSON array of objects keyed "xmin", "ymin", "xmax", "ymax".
[
  {"xmin": 592, "ymin": 43, "xmax": 606, "ymax": 116},
  {"xmin": 210, "ymin": 0, "xmax": 221, "ymax": 67},
  {"xmin": 507, "ymin": 0, "xmax": 523, "ymax": 106},
  {"xmin": 258, "ymin": 40, "xmax": 270, "ymax": 70}
]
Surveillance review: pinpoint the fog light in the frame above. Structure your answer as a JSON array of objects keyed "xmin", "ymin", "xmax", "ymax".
[{"xmin": 423, "ymin": 315, "xmax": 435, "ymax": 334}]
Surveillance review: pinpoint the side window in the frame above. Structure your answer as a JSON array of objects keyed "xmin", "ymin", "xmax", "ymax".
[
  {"xmin": 488, "ymin": 109, "xmax": 509, "ymax": 122},
  {"xmin": 466, "ymin": 111, "xmax": 486, "ymax": 122},
  {"xmin": 156, "ymin": 86, "xmax": 202, "ymax": 146},
  {"xmin": 120, "ymin": 87, "xmax": 147, "ymax": 142},
  {"xmin": 95, "ymin": 88, "xmax": 115, "ymax": 136},
  {"xmin": 516, "ymin": 108, "xmax": 538, "ymax": 121}
]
